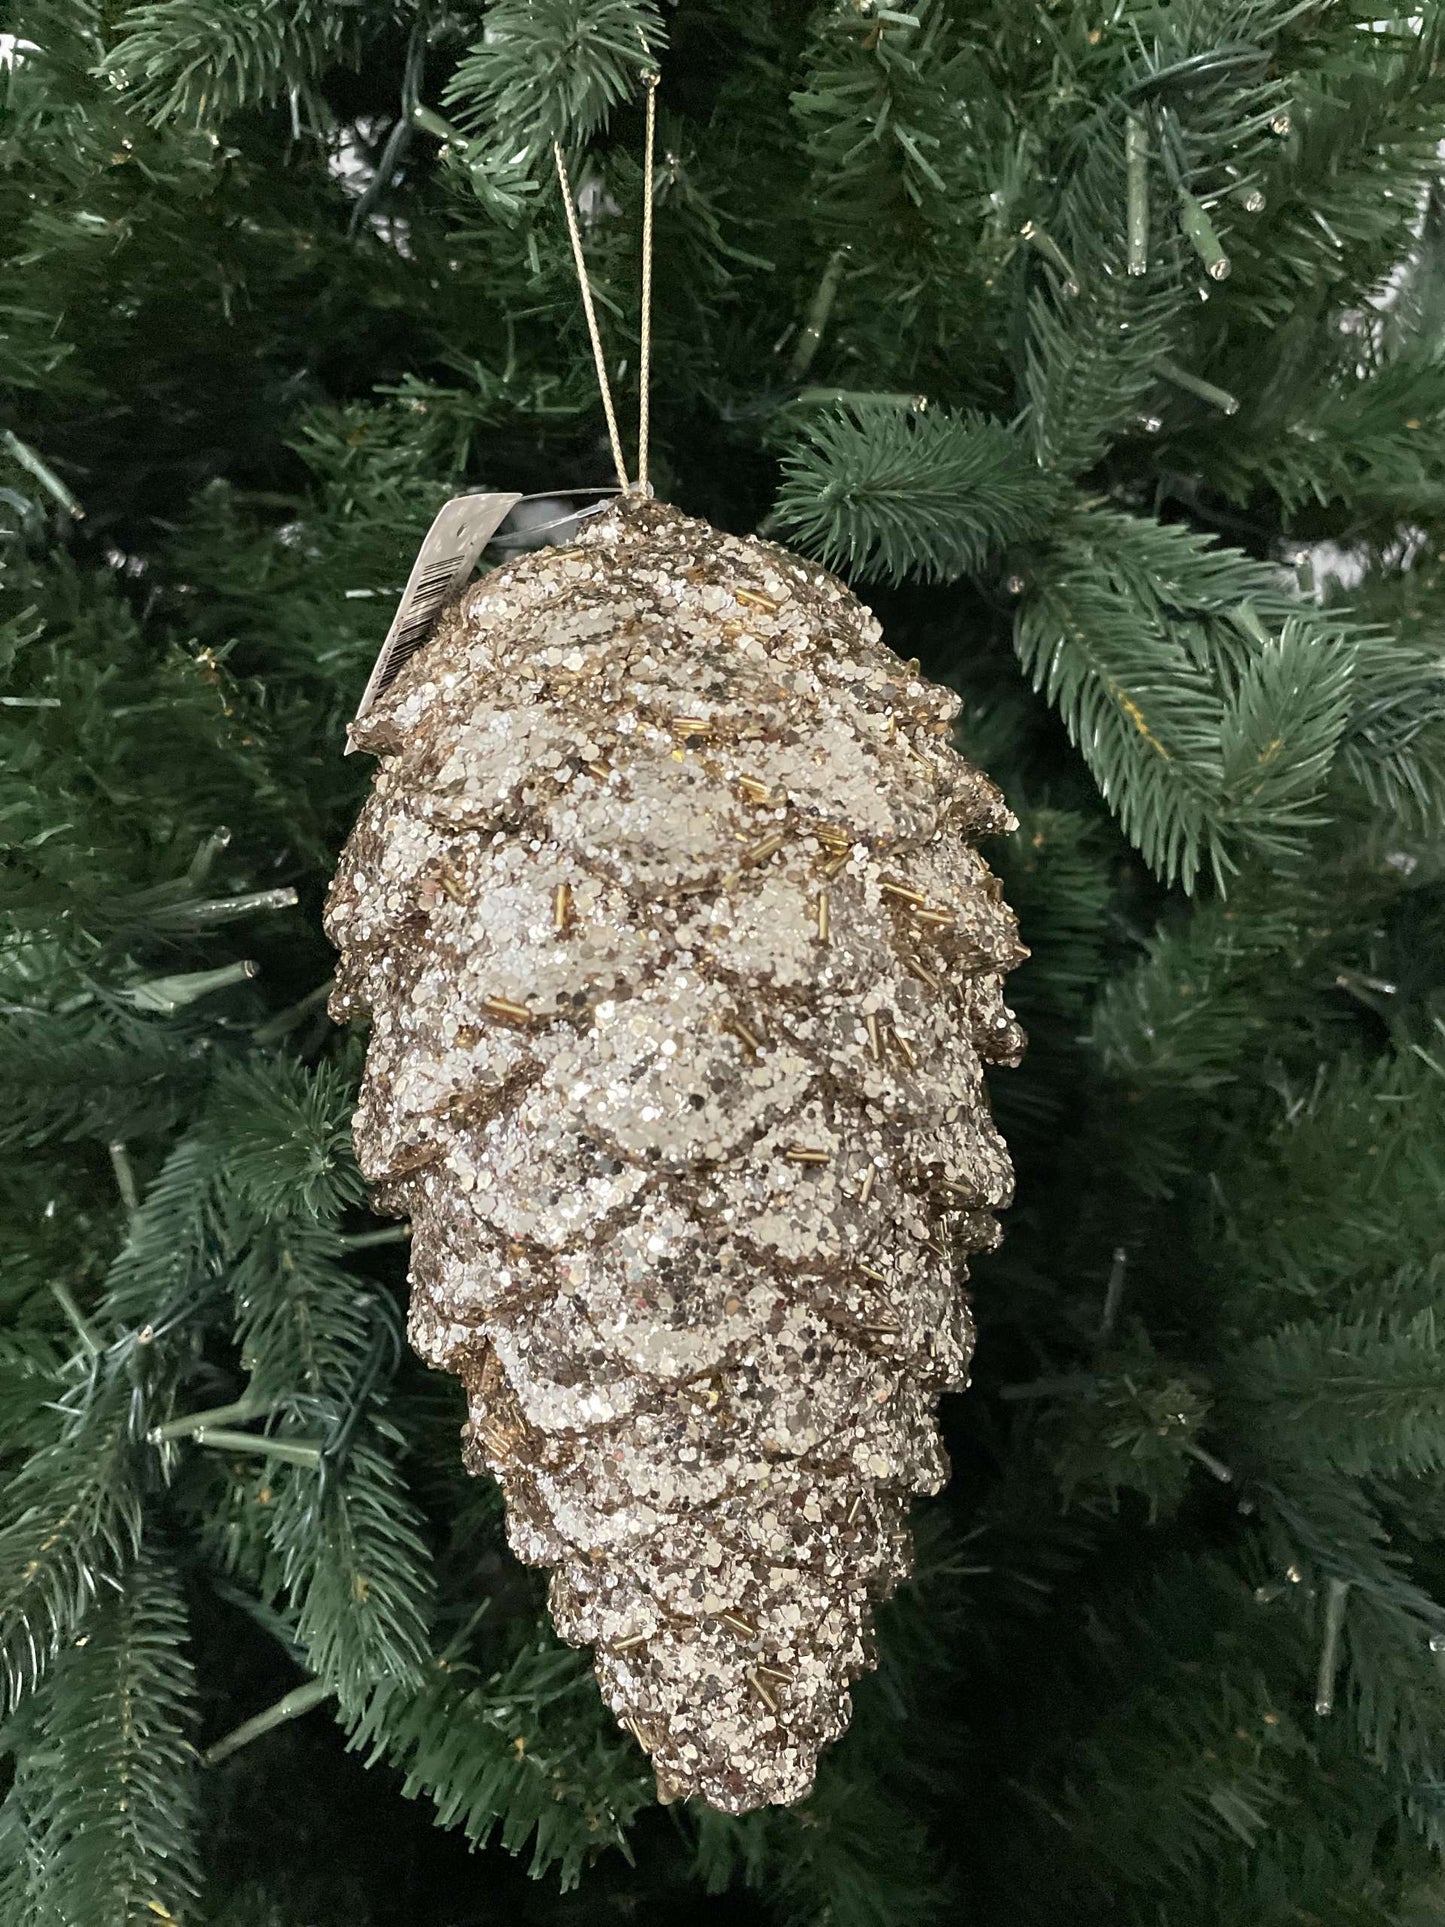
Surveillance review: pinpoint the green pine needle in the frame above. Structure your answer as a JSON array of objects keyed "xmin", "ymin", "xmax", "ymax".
[
  {"xmin": 772, "ymin": 405, "xmax": 1054, "ymax": 584},
  {"xmin": 17, "ymin": 1548, "xmax": 202, "ymax": 1927},
  {"xmin": 1230, "ymin": 1275, "xmax": 1445, "ymax": 1482},
  {"xmin": 102, "ymin": 0, "xmax": 355, "ymax": 128},
  {"xmin": 1016, "ymin": 509, "xmax": 1356, "ymax": 891},
  {"xmin": 444, "ymin": 0, "xmax": 664, "ymax": 153},
  {"xmin": 345, "ymin": 1641, "xmax": 653, "ymax": 1889},
  {"xmin": 0, "ymin": 1372, "xmax": 144, "ymax": 1716},
  {"xmin": 267, "ymin": 1422, "xmax": 434, "ymax": 1714},
  {"xmin": 206, "ymin": 1057, "xmax": 365, "ymax": 1223}
]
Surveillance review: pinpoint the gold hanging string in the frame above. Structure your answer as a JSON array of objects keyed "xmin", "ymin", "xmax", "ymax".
[
  {"xmin": 553, "ymin": 138, "xmax": 631, "ymax": 493},
  {"xmin": 551, "ymin": 68, "xmax": 661, "ymax": 497},
  {"xmin": 637, "ymin": 73, "xmax": 659, "ymax": 494}
]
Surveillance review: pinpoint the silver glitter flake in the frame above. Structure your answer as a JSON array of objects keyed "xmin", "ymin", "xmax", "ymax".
[{"xmin": 326, "ymin": 496, "xmax": 1025, "ymax": 1814}]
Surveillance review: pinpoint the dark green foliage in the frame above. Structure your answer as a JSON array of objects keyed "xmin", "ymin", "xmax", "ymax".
[
  {"xmin": 206, "ymin": 1058, "xmax": 365, "ymax": 1222},
  {"xmin": 103, "ymin": 0, "xmax": 365, "ymax": 129},
  {"xmin": 4, "ymin": 3, "xmax": 1445, "ymax": 1924},
  {"xmin": 1229, "ymin": 1279, "xmax": 1445, "ymax": 1478},
  {"xmin": 772, "ymin": 405, "xmax": 1054, "ymax": 584},
  {"xmin": 445, "ymin": 0, "xmax": 664, "ymax": 152},
  {"xmin": 1014, "ymin": 510, "xmax": 1358, "ymax": 890},
  {"xmin": 0, "ymin": 1550, "xmax": 203, "ymax": 1926},
  {"xmin": 345, "ymin": 1641, "xmax": 654, "ymax": 1888},
  {"xmin": 792, "ymin": 0, "xmax": 972, "ymax": 248},
  {"xmin": 0, "ymin": 1370, "xmax": 146, "ymax": 1716}
]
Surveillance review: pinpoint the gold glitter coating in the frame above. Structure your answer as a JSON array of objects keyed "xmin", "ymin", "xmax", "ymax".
[{"xmin": 325, "ymin": 496, "xmax": 1025, "ymax": 1813}]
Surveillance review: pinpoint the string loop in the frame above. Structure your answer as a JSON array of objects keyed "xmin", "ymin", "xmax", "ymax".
[
  {"xmin": 552, "ymin": 139, "xmax": 631, "ymax": 492},
  {"xmin": 551, "ymin": 71, "xmax": 661, "ymax": 496},
  {"xmin": 637, "ymin": 74, "xmax": 658, "ymax": 494}
]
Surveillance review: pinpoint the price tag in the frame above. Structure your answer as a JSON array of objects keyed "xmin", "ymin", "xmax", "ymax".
[{"xmin": 346, "ymin": 490, "xmax": 521, "ymax": 747}]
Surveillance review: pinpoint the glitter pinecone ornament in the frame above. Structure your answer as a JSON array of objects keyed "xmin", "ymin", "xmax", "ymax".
[{"xmin": 325, "ymin": 495, "xmax": 1025, "ymax": 1813}]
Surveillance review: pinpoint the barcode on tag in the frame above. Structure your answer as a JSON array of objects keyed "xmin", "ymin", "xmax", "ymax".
[{"xmin": 346, "ymin": 490, "xmax": 521, "ymax": 747}]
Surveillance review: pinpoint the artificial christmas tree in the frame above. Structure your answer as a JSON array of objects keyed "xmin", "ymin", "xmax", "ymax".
[{"xmin": 3, "ymin": 3, "xmax": 1445, "ymax": 1923}]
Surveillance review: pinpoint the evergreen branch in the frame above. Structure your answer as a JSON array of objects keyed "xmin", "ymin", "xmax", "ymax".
[
  {"xmin": 989, "ymin": 807, "xmax": 1115, "ymax": 1027},
  {"xmin": 1213, "ymin": 1051, "xmax": 1445, "ymax": 1310},
  {"xmin": 791, "ymin": 0, "xmax": 973, "ymax": 246},
  {"xmin": 205, "ymin": 1055, "xmax": 364, "ymax": 1222},
  {"xmin": 1252, "ymin": 1463, "xmax": 1438, "ymax": 1619},
  {"xmin": 344, "ymin": 1641, "xmax": 653, "ymax": 1888},
  {"xmin": 1089, "ymin": 899, "xmax": 1299, "ymax": 1092},
  {"xmin": 1012, "ymin": 542, "xmax": 1222, "ymax": 892},
  {"xmin": 101, "ymin": 0, "xmax": 360, "ymax": 128},
  {"xmin": 693, "ymin": 1767, "xmax": 950, "ymax": 1927},
  {"xmin": 1335, "ymin": 627, "xmax": 1445, "ymax": 826},
  {"xmin": 101, "ymin": 1129, "xmax": 226, "ymax": 1329},
  {"xmin": 1013, "ymin": 1557, "xmax": 1307, "ymax": 1901},
  {"xmin": 0, "ymin": 1125, "xmax": 224, "ymax": 1712},
  {"xmin": 1228, "ymin": 1281, "xmax": 1445, "ymax": 1481},
  {"xmin": 202, "ymin": 1676, "xmax": 333, "ymax": 1767},
  {"xmin": 1221, "ymin": 14, "xmax": 1445, "ymax": 329},
  {"xmin": 0, "ymin": 1790, "xmax": 44, "ymax": 1927},
  {"xmin": 0, "ymin": 1003, "xmax": 207, "ymax": 1151},
  {"xmin": 215, "ymin": 1118, "xmax": 434, "ymax": 1712},
  {"xmin": 0, "ymin": 1371, "xmax": 144, "ymax": 1715},
  {"xmin": 266, "ymin": 1421, "xmax": 433, "ymax": 1715},
  {"xmin": 1205, "ymin": 350, "xmax": 1445, "ymax": 519},
  {"xmin": 1015, "ymin": 509, "xmax": 1354, "ymax": 890},
  {"xmin": 1028, "ymin": 1337, "xmax": 1217, "ymax": 1521},
  {"xmin": 20, "ymin": 1548, "xmax": 202, "ymax": 1927},
  {"xmin": 771, "ymin": 405, "xmax": 1054, "ymax": 584},
  {"xmin": 444, "ymin": 0, "xmax": 664, "ymax": 152},
  {"xmin": 1328, "ymin": 1581, "xmax": 1445, "ymax": 1849},
  {"xmin": 1242, "ymin": 1450, "xmax": 1445, "ymax": 1817},
  {"xmin": 225, "ymin": 1220, "xmax": 374, "ymax": 1409},
  {"xmin": 1021, "ymin": 277, "xmax": 1173, "ymax": 480},
  {"xmin": 1216, "ymin": 620, "xmax": 1355, "ymax": 857},
  {"xmin": 0, "ymin": 1324, "xmax": 69, "ymax": 1459}
]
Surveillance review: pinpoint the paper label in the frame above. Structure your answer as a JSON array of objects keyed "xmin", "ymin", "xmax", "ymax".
[{"xmin": 346, "ymin": 490, "xmax": 521, "ymax": 746}]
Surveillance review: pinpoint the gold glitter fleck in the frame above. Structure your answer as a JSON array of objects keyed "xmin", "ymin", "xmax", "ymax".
[
  {"xmin": 901, "ymin": 952, "xmax": 943, "ymax": 991},
  {"xmin": 724, "ymin": 1015, "xmax": 766, "ymax": 1055},
  {"xmin": 889, "ymin": 1026, "xmax": 919, "ymax": 1068},
  {"xmin": 748, "ymin": 1669, "xmax": 780, "ymax": 1712},
  {"xmin": 481, "ymin": 994, "xmax": 533, "ymax": 1026}
]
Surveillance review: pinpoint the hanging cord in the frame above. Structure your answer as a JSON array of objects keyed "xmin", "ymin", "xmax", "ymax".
[
  {"xmin": 551, "ymin": 69, "xmax": 661, "ymax": 496},
  {"xmin": 636, "ymin": 73, "xmax": 659, "ymax": 494},
  {"xmin": 553, "ymin": 138, "xmax": 631, "ymax": 492}
]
